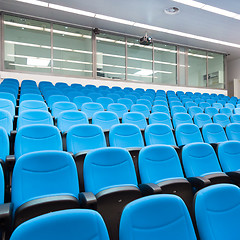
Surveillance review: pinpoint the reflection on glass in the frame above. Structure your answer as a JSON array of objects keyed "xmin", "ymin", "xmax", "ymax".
[
  {"xmin": 53, "ymin": 24, "xmax": 92, "ymax": 77},
  {"xmin": 154, "ymin": 43, "xmax": 177, "ymax": 85},
  {"xmin": 96, "ymin": 33, "xmax": 125, "ymax": 80},
  {"xmin": 188, "ymin": 49, "xmax": 207, "ymax": 87},
  {"xmin": 208, "ymin": 52, "xmax": 224, "ymax": 89},
  {"xmin": 179, "ymin": 47, "xmax": 186, "ymax": 86},
  {"xmin": 127, "ymin": 37, "xmax": 153, "ymax": 83},
  {"xmin": 4, "ymin": 15, "xmax": 51, "ymax": 73}
]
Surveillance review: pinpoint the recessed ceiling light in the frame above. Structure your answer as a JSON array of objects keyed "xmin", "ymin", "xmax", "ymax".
[{"xmin": 164, "ymin": 7, "xmax": 180, "ymax": 15}]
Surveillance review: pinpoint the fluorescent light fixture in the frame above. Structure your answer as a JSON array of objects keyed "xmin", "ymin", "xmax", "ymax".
[
  {"xmin": 48, "ymin": 4, "xmax": 95, "ymax": 17},
  {"xmin": 16, "ymin": 0, "xmax": 48, "ymax": 7},
  {"xmin": 9, "ymin": 63, "xmax": 50, "ymax": 69},
  {"xmin": 27, "ymin": 58, "xmax": 50, "ymax": 67},
  {"xmin": 134, "ymin": 70, "xmax": 153, "ymax": 76},
  {"xmin": 172, "ymin": 0, "xmax": 204, "ymax": 8},
  {"xmin": 95, "ymin": 14, "xmax": 135, "ymax": 26}
]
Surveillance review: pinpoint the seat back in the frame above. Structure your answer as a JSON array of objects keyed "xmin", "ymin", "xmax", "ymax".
[
  {"xmin": 175, "ymin": 123, "xmax": 203, "ymax": 146},
  {"xmin": 117, "ymin": 98, "xmax": 133, "ymax": 111},
  {"xmin": 213, "ymin": 113, "xmax": 230, "ymax": 128},
  {"xmin": 51, "ymin": 102, "xmax": 78, "ymax": 119},
  {"xmin": 195, "ymin": 184, "xmax": 240, "ymax": 240},
  {"xmin": 57, "ymin": 111, "xmax": 88, "ymax": 133},
  {"xmin": 81, "ymin": 102, "xmax": 104, "ymax": 118},
  {"xmin": 199, "ymin": 102, "xmax": 211, "ymax": 110},
  {"xmin": 182, "ymin": 143, "xmax": 222, "ymax": 178},
  {"xmin": 0, "ymin": 109, "xmax": 13, "ymax": 135},
  {"xmin": 151, "ymin": 105, "xmax": 170, "ymax": 116},
  {"xmin": 66, "ymin": 124, "xmax": 106, "ymax": 154},
  {"xmin": 17, "ymin": 110, "xmax": 53, "ymax": 129},
  {"xmin": 139, "ymin": 145, "xmax": 183, "ymax": 184},
  {"xmin": 145, "ymin": 124, "xmax": 176, "ymax": 146},
  {"xmin": 109, "ymin": 123, "xmax": 144, "ymax": 148},
  {"xmin": 212, "ymin": 103, "xmax": 223, "ymax": 111},
  {"xmin": 230, "ymin": 114, "xmax": 240, "ymax": 123},
  {"xmin": 172, "ymin": 113, "xmax": 193, "ymax": 128},
  {"xmin": 0, "ymin": 92, "xmax": 16, "ymax": 106},
  {"xmin": 149, "ymin": 112, "xmax": 173, "ymax": 128},
  {"xmin": 202, "ymin": 123, "xmax": 228, "ymax": 143},
  {"xmin": 15, "ymin": 125, "xmax": 62, "ymax": 159},
  {"xmin": 122, "ymin": 112, "xmax": 147, "ymax": 129},
  {"xmin": 205, "ymin": 107, "xmax": 218, "ymax": 118},
  {"xmin": 19, "ymin": 100, "xmax": 48, "ymax": 115},
  {"xmin": 107, "ymin": 103, "xmax": 128, "ymax": 118},
  {"xmin": 20, "ymin": 94, "xmax": 44, "ymax": 103},
  {"xmin": 73, "ymin": 96, "xmax": 93, "ymax": 110},
  {"xmin": 193, "ymin": 113, "xmax": 212, "ymax": 128},
  {"xmin": 96, "ymin": 97, "xmax": 114, "ymax": 110},
  {"xmin": 92, "ymin": 111, "xmax": 119, "ymax": 130},
  {"xmin": 225, "ymin": 123, "xmax": 240, "ymax": 141},
  {"xmin": 0, "ymin": 127, "xmax": 9, "ymax": 162},
  {"xmin": 188, "ymin": 106, "xmax": 203, "ymax": 118},
  {"xmin": 84, "ymin": 147, "xmax": 138, "ymax": 195},
  {"xmin": 131, "ymin": 104, "xmax": 150, "ymax": 118},
  {"xmin": 171, "ymin": 106, "xmax": 187, "ymax": 117},
  {"xmin": 47, "ymin": 95, "xmax": 70, "ymax": 109},
  {"xmin": 136, "ymin": 99, "xmax": 152, "ymax": 110},
  {"xmin": 12, "ymin": 151, "xmax": 79, "ymax": 213},
  {"xmin": 120, "ymin": 194, "xmax": 197, "ymax": 240},
  {"xmin": 0, "ymin": 99, "xmax": 15, "ymax": 118}
]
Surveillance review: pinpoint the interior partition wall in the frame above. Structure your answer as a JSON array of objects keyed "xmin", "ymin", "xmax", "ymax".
[{"xmin": 1, "ymin": 12, "xmax": 226, "ymax": 89}]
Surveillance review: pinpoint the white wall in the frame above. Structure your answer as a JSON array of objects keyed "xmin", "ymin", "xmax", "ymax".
[
  {"xmin": 0, "ymin": 70, "xmax": 227, "ymax": 95},
  {"xmin": 227, "ymin": 57, "xmax": 240, "ymax": 97}
]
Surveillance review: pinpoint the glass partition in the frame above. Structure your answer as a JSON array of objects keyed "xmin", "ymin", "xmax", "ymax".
[
  {"xmin": 4, "ymin": 15, "xmax": 51, "ymax": 73},
  {"xmin": 53, "ymin": 24, "xmax": 92, "ymax": 77},
  {"xmin": 154, "ymin": 43, "xmax": 177, "ymax": 85},
  {"xmin": 127, "ymin": 37, "xmax": 153, "ymax": 83}
]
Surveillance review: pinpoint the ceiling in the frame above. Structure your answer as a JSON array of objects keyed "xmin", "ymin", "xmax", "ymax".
[{"xmin": 1, "ymin": 0, "xmax": 240, "ymax": 61}]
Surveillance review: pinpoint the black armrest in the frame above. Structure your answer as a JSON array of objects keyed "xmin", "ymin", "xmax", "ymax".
[
  {"xmin": 226, "ymin": 171, "xmax": 240, "ymax": 182},
  {"xmin": 0, "ymin": 203, "xmax": 12, "ymax": 230},
  {"xmin": 5, "ymin": 155, "xmax": 16, "ymax": 171},
  {"xmin": 210, "ymin": 143, "xmax": 219, "ymax": 153},
  {"xmin": 188, "ymin": 176, "xmax": 211, "ymax": 190},
  {"xmin": 14, "ymin": 195, "xmax": 80, "ymax": 228},
  {"xmin": 157, "ymin": 178, "xmax": 190, "ymax": 188},
  {"xmin": 53, "ymin": 116, "xmax": 56, "ymax": 126},
  {"xmin": 204, "ymin": 172, "xmax": 232, "ymax": 185},
  {"xmin": 139, "ymin": 183, "xmax": 162, "ymax": 196},
  {"xmin": 79, "ymin": 192, "xmax": 97, "ymax": 210}
]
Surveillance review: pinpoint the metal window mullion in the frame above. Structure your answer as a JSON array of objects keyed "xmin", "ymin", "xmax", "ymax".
[
  {"xmin": 1, "ymin": 13, "xmax": 4, "ymax": 72},
  {"xmin": 206, "ymin": 51, "xmax": 208, "ymax": 87},
  {"xmin": 186, "ymin": 48, "xmax": 189, "ymax": 86},
  {"xmin": 125, "ymin": 36, "xmax": 127, "ymax": 81},
  {"xmin": 50, "ymin": 23, "xmax": 53, "ymax": 73},
  {"xmin": 177, "ymin": 46, "xmax": 180, "ymax": 86},
  {"xmin": 92, "ymin": 31, "xmax": 96, "ymax": 79},
  {"xmin": 152, "ymin": 43, "xmax": 154, "ymax": 83}
]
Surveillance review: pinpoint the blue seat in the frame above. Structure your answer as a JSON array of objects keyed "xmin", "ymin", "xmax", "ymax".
[
  {"xmin": 66, "ymin": 124, "xmax": 106, "ymax": 154},
  {"xmin": 17, "ymin": 110, "xmax": 53, "ymax": 129},
  {"xmin": 84, "ymin": 147, "xmax": 141, "ymax": 240},
  {"xmin": 182, "ymin": 143, "xmax": 224, "ymax": 180},
  {"xmin": 55, "ymin": 82, "xmax": 69, "ymax": 89},
  {"xmin": 73, "ymin": 96, "xmax": 92, "ymax": 110},
  {"xmin": 194, "ymin": 184, "xmax": 240, "ymax": 240},
  {"xmin": 98, "ymin": 85, "xmax": 109, "ymax": 91},
  {"xmin": 131, "ymin": 104, "xmax": 150, "ymax": 118},
  {"xmin": 217, "ymin": 100, "xmax": 226, "ymax": 106},
  {"xmin": 107, "ymin": 103, "xmax": 128, "ymax": 118},
  {"xmin": 0, "ymin": 99, "xmax": 15, "ymax": 119},
  {"xmin": 0, "ymin": 127, "xmax": 9, "ymax": 162},
  {"xmin": 19, "ymin": 100, "xmax": 48, "ymax": 115},
  {"xmin": 88, "ymin": 92, "xmax": 103, "ymax": 102},
  {"xmin": 47, "ymin": 95, "xmax": 70, "ymax": 109},
  {"xmin": 188, "ymin": 106, "xmax": 203, "ymax": 118},
  {"xmin": 175, "ymin": 123, "xmax": 203, "ymax": 146},
  {"xmin": 169, "ymin": 101, "xmax": 183, "ymax": 109},
  {"xmin": 194, "ymin": 98, "xmax": 205, "ymax": 105},
  {"xmin": 220, "ymin": 107, "xmax": 232, "ymax": 117},
  {"xmin": 96, "ymin": 97, "xmax": 114, "ymax": 110},
  {"xmin": 171, "ymin": 106, "xmax": 187, "ymax": 117},
  {"xmin": 117, "ymin": 98, "xmax": 133, "ymax": 111},
  {"xmin": 81, "ymin": 102, "xmax": 104, "ymax": 119},
  {"xmin": 233, "ymin": 108, "xmax": 240, "ymax": 114},
  {"xmin": 51, "ymin": 102, "xmax": 78, "ymax": 119},
  {"xmin": 0, "ymin": 92, "xmax": 16, "ymax": 106},
  {"xmin": 185, "ymin": 101, "xmax": 197, "ymax": 110},
  {"xmin": 212, "ymin": 103, "xmax": 223, "ymax": 111},
  {"xmin": 107, "ymin": 93, "xmax": 121, "ymax": 102},
  {"xmin": 57, "ymin": 111, "xmax": 88, "ymax": 133},
  {"xmin": 225, "ymin": 123, "xmax": 240, "ymax": 141},
  {"xmin": 194, "ymin": 113, "xmax": 212, "ymax": 128},
  {"xmin": 15, "ymin": 125, "xmax": 62, "ymax": 159},
  {"xmin": 212, "ymin": 113, "xmax": 230, "ymax": 127},
  {"xmin": 151, "ymin": 105, "xmax": 170, "ymax": 116},
  {"xmin": 136, "ymin": 99, "xmax": 152, "ymax": 110},
  {"xmin": 122, "ymin": 112, "xmax": 147, "ymax": 129},
  {"xmin": 19, "ymin": 94, "xmax": 44, "ymax": 103},
  {"xmin": 153, "ymin": 100, "xmax": 168, "ymax": 107},
  {"xmin": 124, "ymin": 94, "xmax": 137, "ymax": 103},
  {"xmin": 11, "ymin": 151, "xmax": 80, "ymax": 227},
  {"xmin": 92, "ymin": 111, "xmax": 119, "ymax": 130},
  {"xmin": 0, "ymin": 110, "xmax": 13, "ymax": 135},
  {"xmin": 199, "ymin": 102, "xmax": 211, "ymax": 110},
  {"xmin": 145, "ymin": 124, "xmax": 176, "ymax": 145},
  {"xmin": 120, "ymin": 194, "xmax": 197, "ymax": 240},
  {"xmin": 218, "ymin": 141, "xmax": 240, "ymax": 174},
  {"xmin": 225, "ymin": 103, "xmax": 235, "ymax": 110},
  {"xmin": 230, "ymin": 114, "xmax": 240, "ymax": 123},
  {"xmin": 205, "ymin": 107, "xmax": 218, "ymax": 118},
  {"xmin": 109, "ymin": 124, "xmax": 144, "ymax": 148},
  {"xmin": 202, "ymin": 123, "xmax": 228, "ymax": 143},
  {"xmin": 205, "ymin": 99, "xmax": 215, "ymax": 105},
  {"xmin": 149, "ymin": 112, "xmax": 173, "ymax": 128},
  {"xmin": 111, "ymin": 86, "xmax": 122, "ymax": 91},
  {"xmin": 172, "ymin": 113, "xmax": 193, "ymax": 128}
]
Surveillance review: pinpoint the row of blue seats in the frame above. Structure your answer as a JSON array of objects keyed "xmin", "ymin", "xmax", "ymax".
[
  {"xmin": 8, "ymin": 184, "xmax": 240, "ymax": 240},
  {"xmin": 1, "ymin": 143, "xmax": 240, "ymax": 239}
]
